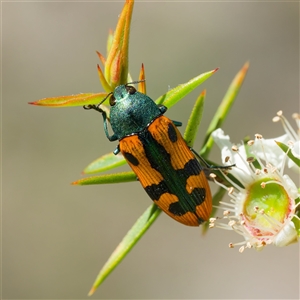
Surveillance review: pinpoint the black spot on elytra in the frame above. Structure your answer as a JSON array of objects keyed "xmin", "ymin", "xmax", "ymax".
[
  {"xmin": 144, "ymin": 180, "xmax": 169, "ymax": 201},
  {"xmin": 190, "ymin": 187, "xmax": 206, "ymax": 205},
  {"xmin": 183, "ymin": 158, "xmax": 202, "ymax": 176},
  {"xmin": 174, "ymin": 158, "xmax": 202, "ymax": 183},
  {"xmin": 168, "ymin": 201, "xmax": 185, "ymax": 216},
  {"xmin": 123, "ymin": 152, "xmax": 139, "ymax": 166},
  {"xmin": 168, "ymin": 200, "xmax": 205, "ymax": 225},
  {"xmin": 167, "ymin": 123, "xmax": 177, "ymax": 143},
  {"xmin": 168, "ymin": 188, "xmax": 206, "ymax": 215}
]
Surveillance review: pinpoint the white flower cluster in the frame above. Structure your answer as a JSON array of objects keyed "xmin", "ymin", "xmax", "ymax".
[{"xmin": 210, "ymin": 111, "xmax": 299, "ymax": 252}]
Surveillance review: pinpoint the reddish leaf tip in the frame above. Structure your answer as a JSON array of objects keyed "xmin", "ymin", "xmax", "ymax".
[
  {"xmin": 213, "ymin": 67, "xmax": 219, "ymax": 73},
  {"xmin": 96, "ymin": 51, "xmax": 106, "ymax": 66},
  {"xmin": 235, "ymin": 61, "xmax": 250, "ymax": 86},
  {"xmin": 88, "ymin": 286, "xmax": 96, "ymax": 296},
  {"xmin": 96, "ymin": 50, "xmax": 104, "ymax": 59},
  {"xmin": 201, "ymin": 89, "xmax": 206, "ymax": 96},
  {"xmin": 242, "ymin": 61, "xmax": 250, "ymax": 71}
]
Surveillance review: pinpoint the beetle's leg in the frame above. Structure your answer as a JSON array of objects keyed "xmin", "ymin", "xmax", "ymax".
[
  {"xmin": 158, "ymin": 104, "xmax": 167, "ymax": 114},
  {"xmin": 191, "ymin": 148, "xmax": 235, "ymax": 170},
  {"xmin": 113, "ymin": 144, "xmax": 120, "ymax": 155},
  {"xmin": 83, "ymin": 105, "xmax": 118, "ymax": 142},
  {"xmin": 172, "ymin": 120, "xmax": 182, "ymax": 127},
  {"xmin": 101, "ymin": 110, "xmax": 118, "ymax": 142},
  {"xmin": 156, "ymin": 104, "xmax": 181, "ymax": 126}
]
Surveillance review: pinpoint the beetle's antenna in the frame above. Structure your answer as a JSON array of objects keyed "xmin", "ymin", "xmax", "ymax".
[
  {"xmin": 126, "ymin": 79, "xmax": 145, "ymax": 86},
  {"xmin": 97, "ymin": 91, "xmax": 113, "ymax": 108}
]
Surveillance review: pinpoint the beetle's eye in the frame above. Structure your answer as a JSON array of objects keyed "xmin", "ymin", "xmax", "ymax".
[
  {"xmin": 110, "ymin": 94, "xmax": 116, "ymax": 106},
  {"xmin": 126, "ymin": 85, "xmax": 136, "ymax": 95}
]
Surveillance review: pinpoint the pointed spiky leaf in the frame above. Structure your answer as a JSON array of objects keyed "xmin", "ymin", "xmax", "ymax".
[
  {"xmin": 200, "ymin": 62, "xmax": 249, "ymax": 158},
  {"xmin": 88, "ymin": 203, "xmax": 161, "ymax": 296}
]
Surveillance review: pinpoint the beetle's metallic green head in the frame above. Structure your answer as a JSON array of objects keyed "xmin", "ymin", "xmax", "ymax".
[
  {"xmin": 109, "ymin": 84, "xmax": 163, "ymax": 140},
  {"xmin": 109, "ymin": 84, "xmax": 136, "ymax": 106}
]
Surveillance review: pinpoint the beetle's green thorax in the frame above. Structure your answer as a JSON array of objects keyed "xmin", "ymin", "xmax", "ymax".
[{"xmin": 109, "ymin": 85, "xmax": 163, "ymax": 139}]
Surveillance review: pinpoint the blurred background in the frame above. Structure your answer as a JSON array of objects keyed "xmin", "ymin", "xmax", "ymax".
[{"xmin": 2, "ymin": 1, "xmax": 299, "ymax": 299}]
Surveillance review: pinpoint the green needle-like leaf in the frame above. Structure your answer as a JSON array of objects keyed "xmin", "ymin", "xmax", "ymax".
[
  {"xmin": 275, "ymin": 141, "xmax": 300, "ymax": 168},
  {"xmin": 72, "ymin": 172, "xmax": 136, "ymax": 185},
  {"xmin": 83, "ymin": 153, "xmax": 126, "ymax": 174},
  {"xmin": 88, "ymin": 203, "xmax": 162, "ymax": 296},
  {"xmin": 200, "ymin": 62, "xmax": 249, "ymax": 158},
  {"xmin": 97, "ymin": 63, "xmax": 113, "ymax": 93},
  {"xmin": 184, "ymin": 89, "xmax": 206, "ymax": 147},
  {"xmin": 29, "ymin": 92, "xmax": 108, "ymax": 107},
  {"xmin": 155, "ymin": 68, "xmax": 218, "ymax": 107}
]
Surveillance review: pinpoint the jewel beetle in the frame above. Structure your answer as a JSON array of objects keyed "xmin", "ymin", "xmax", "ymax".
[{"xmin": 84, "ymin": 83, "xmax": 213, "ymax": 226}]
